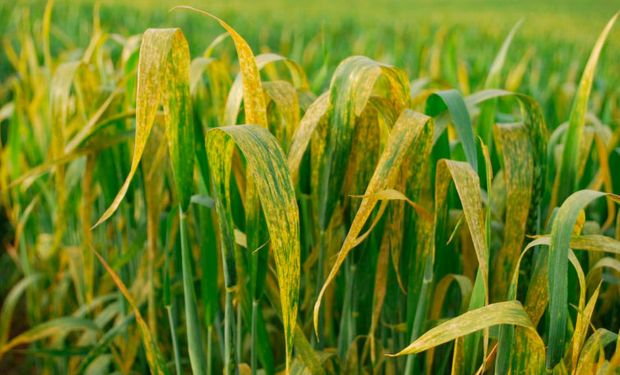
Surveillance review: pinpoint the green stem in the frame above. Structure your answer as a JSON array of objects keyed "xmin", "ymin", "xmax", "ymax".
[
  {"xmin": 313, "ymin": 230, "xmax": 326, "ymax": 348},
  {"xmin": 147, "ymin": 213, "xmax": 157, "ymax": 343},
  {"xmin": 179, "ymin": 208, "xmax": 207, "ymax": 375},
  {"xmin": 337, "ymin": 260, "xmax": 355, "ymax": 360},
  {"xmin": 166, "ymin": 305, "xmax": 182, "ymax": 375},
  {"xmin": 223, "ymin": 287, "xmax": 235, "ymax": 375},
  {"xmin": 207, "ymin": 325, "xmax": 213, "ymax": 375},
  {"xmin": 251, "ymin": 300, "xmax": 258, "ymax": 375},
  {"xmin": 236, "ymin": 302, "xmax": 242, "ymax": 369},
  {"xmin": 405, "ymin": 260, "xmax": 432, "ymax": 374}
]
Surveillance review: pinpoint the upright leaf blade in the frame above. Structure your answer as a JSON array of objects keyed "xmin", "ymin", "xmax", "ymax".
[
  {"xmin": 546, "ymin": 190, "xmax": 619, "ymax": 368},
  {"xmin": 556, "ymin": 14, "xmax": 618, "ymax": 203},
  {"xmin": 426, "ymin": 89, "xmax": 477, "ymax": 172}
]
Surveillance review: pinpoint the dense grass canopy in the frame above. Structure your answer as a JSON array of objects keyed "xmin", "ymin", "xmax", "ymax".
[{"xmin": 1, "ymin": 0, "xmax": 620, "ymax": 374}]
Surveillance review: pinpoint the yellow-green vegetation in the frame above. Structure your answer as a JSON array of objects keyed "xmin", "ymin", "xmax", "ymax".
[{"xmin": 1, "ymin": 0, "xmax": 620, "ymax": 373}]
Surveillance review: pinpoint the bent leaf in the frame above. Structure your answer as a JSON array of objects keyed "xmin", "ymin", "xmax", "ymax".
[
  {"xmin": 94, "ymin": 250, "xmax": 169, "ymax": 375},
  {"xmin": 0, "ymin": 274, "xmax": 43, "ymax": 348},
  {"xmin": 207, "ymin": 125, "xmax": 300, "ymax": 372},
  {"xmin": 313, "ymin": 109, "xmax": 432, "ymax": 334},
  {"xmin": 426, "ymin": 89, "xmax": 477, "ymax": 171},
  {"xmin": 390, "ymin": 301, "xmax": 542, "ymax": 367},
  {"xmin": 288, "ymin": 92, "xmax": 329, "ymax": 184},
  {"xmin": 0, "ymin": 317, "xmax": 98, "ymax": 357},
  {"xmin": 176, "ymin": 6, "xmax": 268, "ymax": 128},
  {"xmin": 94, "ymin": 28, "xmax": 194, "ymax": 227},
  {"xmin": 547, "ymin": 190, "xmax": 620, "ymax": 368}
]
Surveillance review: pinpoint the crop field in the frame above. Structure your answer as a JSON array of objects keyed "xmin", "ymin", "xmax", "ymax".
[{"xmin": 2, "ymin": 0, "xmax": 620, "ymax": 374}]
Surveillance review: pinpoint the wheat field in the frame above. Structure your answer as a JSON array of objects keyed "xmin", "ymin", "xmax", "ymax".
[{"xmin": 1, "ymin": 0, "xmax": 620, "ymax": 374}]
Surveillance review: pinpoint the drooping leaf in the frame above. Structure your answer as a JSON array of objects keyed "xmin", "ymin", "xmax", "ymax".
[
  {"xmin": 207, "ymin": 125, "xmax": 300, "ymax": 372},
  {"xmin": 390, "ymin": 300, "xmax": 543, "ymax": 373},
  {"xmin": 94, "ymin": 28, "xmax": 194, "ymax": 227},
  {"xmin": 176, "ymin": 6, "xmax": 268, "ymax": 128},
  {"xmin": 314, "ymin": 55, "xmax": 410, "ymax": 230},
  {"xmin": 0, "ymin": 274, "xmax": 43, "ymax": 347},
  {"xmin": 223, "ymin": 52, "xmax": 308, "ymax": 126},
  {"xmin": 0, "ymin": 317, "xmax": 99, "ymax": 358},
  {"xmin": 93, "ymin": 250, "xmax": 169, "ymax": 375},
  {"xmin": 313, "ymin": 109, "xmax": 432, "ymax": 334}
]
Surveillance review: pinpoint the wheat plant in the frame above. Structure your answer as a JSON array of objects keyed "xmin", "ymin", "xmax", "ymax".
[{"xmin": 1, "ymin": 1, "xmax": 620, "ymax": 374}]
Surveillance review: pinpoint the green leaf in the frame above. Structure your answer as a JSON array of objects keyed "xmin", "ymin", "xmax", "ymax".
[
  {"xmin": 179, "ymin": 209, "xmax": 207, "ymax": 375},
  {"xmin": 556, "ymin": 14, "xmax": 618, "ymax": 203},
  {"xmin": 427, "ymin": 90, "xmax": 477, "ymax": 172},
  {"xmin": 477, "ymin": 20, "xmax": 522, "ymax": 147},
  {"xmin": 547, "ymin": 190, "xmax": 619, "ymax": 368},
  {"xmin": 78, "ymin": 313, "xmax": 135, "ymax": 374}
]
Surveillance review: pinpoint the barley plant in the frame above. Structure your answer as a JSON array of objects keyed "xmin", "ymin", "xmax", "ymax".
[{"xmin": 2, "ymin": 0, "xmax": 620, "ymax": 373}]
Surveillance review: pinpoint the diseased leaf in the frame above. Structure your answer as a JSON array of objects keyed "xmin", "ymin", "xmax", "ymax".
[
  {"xmin": 223, "ymin": 53, "xmax": 308, "ymax": 126},
  {"xmin": 176, "ymin": 6, "xmax": 268, "ymax": 128},
  {"xmin": 0, "ymin": 317, "xmax": 98, "ymax": 358},
  {"xmin": 0, "ymin": 274, "xmax": 43, "ymax": 349},
  {"xmin": 530, "ymin": 234, "xmax": 620, "ymax": 255},
  {"xmin": 313, "ymin": 109, "xmax": 432, "ymax": 334},
  {"xmin": 94, "ymin": 28, "xmax": 194, "ymax": 227},
  {"xmin": 94, "ymin": 250, "xmax": 169, "ymax": 375},
  {"xmin": 435, "ymin": 159, "xmax": 488, "ymax": 302},
  {"xmin": 314, "ymin": 55, "xmax": 410, "ymax": 230},
  {"xmin": 207, "ymin": 125, "xmax": 300, "ymax": 372},
  {"xmin": 547, "ymin": 190, "xmax": 620, "ymax": 369},
  {"xmin": 575, "ymin": 329, "xmax": 617, "ymax": 374},
  {"xmin": 466, "ymin": 89, "xmax": 547, "ymax": 233},
  {"xmin": 288, "ymin": 92, "xmax": 329, "ymax": 184},
  {"xmin": 556, "ymin": 14, "xmax": 618, "ymax": 202},
  {"xmin": 390, "ymin": 301, "xmax": 542, "ymax": 369},
  {"xmin": 568, "ymin": 283, "xmax": 600, "ymax": 371},
  {"xmin": 491, "ymin": 124, "xmax": 533, "ymax": 300}
]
